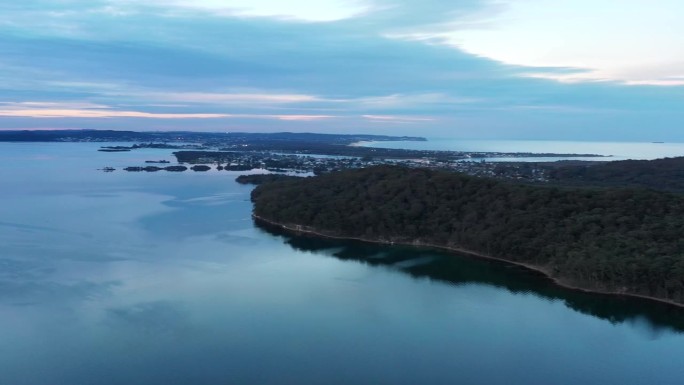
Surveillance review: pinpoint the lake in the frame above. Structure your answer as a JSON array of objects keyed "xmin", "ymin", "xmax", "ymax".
[
  {"xmin": 2, "ymin": 142, "xmax": 684, "ymax": 385},
  {"xmin": 358, "ymin": 139, "xmax": 684, "ymax": 161}
]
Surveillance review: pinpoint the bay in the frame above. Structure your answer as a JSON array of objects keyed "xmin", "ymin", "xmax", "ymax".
[
  {"xmin": 358, "ymin": 139, "xmax": 684, "ymax": 161},
  {"xmin": 1, "ymin": 142, "xmax": 684, "ymax": 385}
]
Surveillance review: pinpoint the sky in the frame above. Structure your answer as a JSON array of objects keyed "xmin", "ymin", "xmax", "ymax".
[{"xmin": 1, "ymin": 0, "xmax": 683, "ymax": 140}]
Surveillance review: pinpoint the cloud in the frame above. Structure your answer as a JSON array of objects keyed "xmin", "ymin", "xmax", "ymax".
[
  {"xmin": 625, "ymin": 80, "xmax": 684, "ymax": 87},
  {"xmin": 363, "ymin": 0, "xmax": 490, "ymax": 29},
  {"xmin": 442, "ymin": 0, "xmax": 684, "ymax": 85},
  {"xmin": 353, "ymin": 93, "xmax": 481, "ymax": 109},
  {"xmin": 0, "ymin": 102, "xmax": 338, "ymax": 121},
  {"xmin": 146, "ymin": 92, "xmax": 323, "ymax": 105},
  {"xmin": 0, "ymin": 102, "xmax": 112, "ymax": 110},
  {"xmin": 112, "ymin": 0, "xmax": 373, "ymax": 22},
  {"xmin": 363, "ymin": 114, "xmax": 436, "ymax": 124},
  {"xmin": 0, "ymin": 1, "xmax": 683, "ymax": 140},
  {"xmin": 271, "ymin": 114, "xmax": 335, "ymax": 121},
  {"xmin": 0, "ymin": 109, "xmax": 229, "ymax": 119}
]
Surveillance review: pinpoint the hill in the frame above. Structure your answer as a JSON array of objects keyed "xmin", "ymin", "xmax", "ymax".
[
  {"xmin": 251, "ymin": 166, "xmax": 684, "ymax": 305},
  {"xmin": 549, "ymin": 157, "xmax": 684, "ymax": 192}
]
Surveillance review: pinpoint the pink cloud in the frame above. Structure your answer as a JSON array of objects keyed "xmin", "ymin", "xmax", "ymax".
[
  {"xmin": 0, "ymin": 109, "xmax": 229, "ymax": 119},
  {"xmin": 0, "ymin": 102, "xmax": 339, "ymax": 121},
  {"xmin": 363, "ymin": 114, "xmax": 435, "ymax": 123},
  {"xmin": 147, "ymin": 92, "xmax": 321, "ymax": 104},
  {"xmin": 270, "ymin": 114, "xmax": 335, "ymax": 121}
]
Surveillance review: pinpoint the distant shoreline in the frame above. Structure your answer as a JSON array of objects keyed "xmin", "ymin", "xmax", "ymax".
[
  {"xmin": 348, "ymin": 141, "xmax": 370, "ymax": 147},
  {"xmin": 253, "ymin": 214, "xmax": 684, "ymax": 310}
]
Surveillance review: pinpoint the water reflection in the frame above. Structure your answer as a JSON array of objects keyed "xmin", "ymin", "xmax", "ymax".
[
  {"xmin": 106, "ymin": 300, "xmax": 190, "ymax": 336},
  {"xmin": 256, "ymin": 220, "xmax": 684, "ymax": 333}
]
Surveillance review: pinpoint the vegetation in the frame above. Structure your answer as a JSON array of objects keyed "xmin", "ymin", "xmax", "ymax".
[
  {"xmin": 165, "ymin": 166, "xmax": 187, "ymax": 172},
  {"xmin": 549, "ymin": 157, "xmax": 684, "ymax": 192},
  {"xmin": 236, "ymin": 174, "xmax": 302, "ymax": 185},
  {"xmin": 252, "ymin": 165, "xmax": 684, "ymax": 304},
  {"xmin": 123, "ymin": 165, "xmax": 187, "ymax": 172}
]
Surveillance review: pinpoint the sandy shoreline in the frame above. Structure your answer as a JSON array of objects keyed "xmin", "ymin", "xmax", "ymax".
[
  {"xmin": 253, "ymin": 214, "xmax": 684, "ymax": 309},
  {"xmin": 347, "ymin": 141, "xmax": 372, "ymax": 147}
]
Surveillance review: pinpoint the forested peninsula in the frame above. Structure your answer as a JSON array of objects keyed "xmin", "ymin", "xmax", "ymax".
[{"xmin": 250, "ymin": 166, "xmax": 684, "ymax": 305}]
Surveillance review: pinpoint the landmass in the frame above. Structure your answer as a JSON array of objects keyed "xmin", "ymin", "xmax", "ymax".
[
  {"xmin": 19, "ymin": 128, "xmax": 684, "ymax": 307},
  {"xmin": 2, "ymin": 130, "xmax": 608, "ymax": 178},
  {"xmin": 170, "ymin": 149, "xmax": 605, "ymax": 179},
  {"xmin": 547, "ymin": 157, "xmax": 684, "ymax": 192},
  {"xmin": 0, "ymin": 129, "xmax": 425, "ymax": 145},
  {"xmin": 235, "ymin": 174, "xmax": 300, "ymax": 185},
  {"xmin": 123, "ymin": 166, "xmax": 188, "ymax": 172},
  {"xmin": 98, "ymin": 146, "xmax": 131, "ymax": 152},
  {"xmin": 249, "ymin": 165, "xmax": 684, "ymax": 306}
]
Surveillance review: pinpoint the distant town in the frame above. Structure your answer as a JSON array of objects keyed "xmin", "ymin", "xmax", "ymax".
[
  {"xmin": 166, "ymin": 149, "xmax": 557, "ymax": 182},
  {"xmin": 0, "ymin": 129, "xmax": 609, "ymax": 183}
]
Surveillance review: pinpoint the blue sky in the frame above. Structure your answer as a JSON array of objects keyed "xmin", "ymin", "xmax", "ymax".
[{"xmin": 1, "ymin": 0, "xmax": 683, "ymax": 140}]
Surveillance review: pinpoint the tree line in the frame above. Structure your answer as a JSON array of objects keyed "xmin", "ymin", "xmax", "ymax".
[
  {"xmin": 548, "ymin": 156, "xmax": 684, "ymax": 192},
  {"xmin": 251, "ymin": 165, "xmax": 684, "ymax": 304}
]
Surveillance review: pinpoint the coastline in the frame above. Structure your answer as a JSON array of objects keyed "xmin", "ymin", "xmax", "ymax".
[
  {"xmin": 253, "ymin": 214, "xmax": 684, "ymax": 310},
  {"xmin": 347, "ymin": 141, "xmax": 372, "ymax": 147}
]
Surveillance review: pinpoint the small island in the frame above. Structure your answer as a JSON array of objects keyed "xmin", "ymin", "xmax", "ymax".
[
  {"xmin": 236, "ymin": 174, "xmax": 300, "ymax": 185},
  {"xmin": 250, "ymin": 165, "xmax": 684, "ymax": 306},
  {"xmin": 123, "ymin": 165, "xmax": 188, "ymax": 172},
  {"xmin": 190, "ymin": 165, "xmax": 211, "ymax": 172},
  {"xmin": 98, "ymin": 146, "xmax": 131, "ymax": 152}
]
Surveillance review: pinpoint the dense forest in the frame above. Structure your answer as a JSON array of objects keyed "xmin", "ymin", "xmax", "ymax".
[
  {"xmin": 548, "ymin": 156, "xmax": 684, "ymax": 192},
  {"xmin": 236, "ymin": 174, "xmax": 300, "ymax": 185},
  {"xmin": 251, "ymin": 166, "xmax": 684, "ymax": 304}
]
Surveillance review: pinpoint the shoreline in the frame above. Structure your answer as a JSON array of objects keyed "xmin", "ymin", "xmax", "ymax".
[
  {"xmin": 347, "ymin": 141, "xmax": 371, "ymax": 147},
  {"xmin": 253, "ymin": 214, "xmax": 684, "ymax": 310}
]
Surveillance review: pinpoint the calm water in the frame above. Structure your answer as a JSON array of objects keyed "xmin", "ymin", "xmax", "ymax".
[
  {"xmin": 2, "ymin": 142, "xmax": 684, "ymax": 385},
  {"xmin": 359, "ymin": 139, "xmax": 684, "ymax": 161}
]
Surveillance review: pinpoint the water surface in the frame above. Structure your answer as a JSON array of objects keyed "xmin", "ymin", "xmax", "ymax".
[
  {"xmin": 2, "ymin": 143, "xmax": 684, "ymax": 385},
  {"xmin": 360, "ymin": 139, "xmax": 684, "ymax": 161}
]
